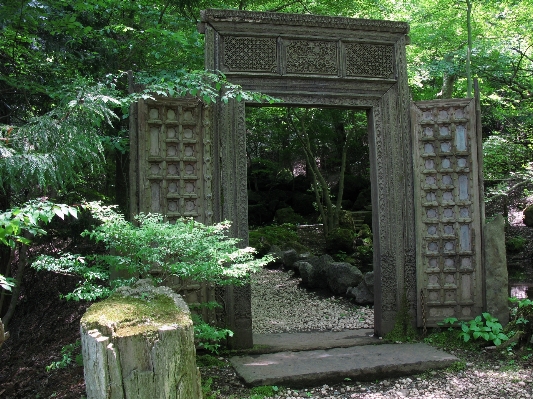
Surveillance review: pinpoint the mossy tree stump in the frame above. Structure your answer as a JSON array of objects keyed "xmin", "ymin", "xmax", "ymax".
[{"xmin": 80, "ymin": 280, "xmax": 202, "ymax": 399}]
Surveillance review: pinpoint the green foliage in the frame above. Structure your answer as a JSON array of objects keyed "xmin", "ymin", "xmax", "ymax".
[
  {"xmin": 201, "ymin": 377, "xmax": 218, "ymax": 399},
  {"xmin": 483, "ymin": 136, "xmax": 533, "ymax": 181},
  {"xmin": 458, "ymin": 313, "xmax": 509, "ymax": 346},
  {"xmin": 507, "ymin": 297, "xmax": 533, "ymax": 347},
  {"xmin": 274, "ymin": 207, "xmax": 305, "ymax": 225},
  {"xmin": 46, "ymin": 340, "xmax": 83, "ymax": 372},
  {"xmin": 438, "ymin": 313, "xmax": 510, "ymax": 346},
  {"xmin": 0, "ymin": 200, "xmax": 78, "ymax": 248},
  {"xmin": 506, "ymin": 236, "xmax": 527, "ymax": 253},
  {"xmin": 0, "ymin": 80, "xmax": 120, "ymax": 194},
  {"xmin": 196, "ymin": 354, "xmax": 225, "ymax": 368},
  {"xmin": 192, "ymin": 314, "xmax": 233, "ymax": 354},
  {"xmin": 249, "ymin": 223, "xmax": 300, "ymax": 256},
  {"xmin": 33, "ymin": 202, "xmax": 272, "ymax": 301},
  {"xmin": 326, "ymin": 228, "xmax": 355, "ymax": 254},
  {"xmin": 249, "ymin": 385, "xmax": 279, "ymax": 397},
  {"xmin": 0, "ymin": 274, "xmax": 15, "ymax": 291}
]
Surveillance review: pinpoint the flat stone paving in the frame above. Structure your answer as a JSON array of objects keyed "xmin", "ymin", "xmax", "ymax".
[
  {"xmin": 231, "ymin": 333, "xmax": 458, "ymax": 388},
  {"xmin": 252, "ymin": 329, "xmax": 381, "ymax": 353}
]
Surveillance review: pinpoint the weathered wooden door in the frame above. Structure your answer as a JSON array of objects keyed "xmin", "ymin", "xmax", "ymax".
[
  {"xmin": 412, "ymin": 98, "xmax": 485, "ymax": 327},
  {"xmin": 130, "ymin": 96, "xmax": 217, "ymax": 323}
]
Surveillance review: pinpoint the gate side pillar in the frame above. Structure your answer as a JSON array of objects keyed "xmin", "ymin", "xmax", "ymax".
[
  {"xmin": 213, "ymin": 97, "xmax": 253, "ymax": 349},
  {"xmin": 371, "ymin": 33, "xmax": 417, "ymax": 337}
]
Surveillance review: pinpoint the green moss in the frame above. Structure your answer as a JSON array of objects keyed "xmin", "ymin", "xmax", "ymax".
[
  {"xmin": 81, "ymin": 294, "xmax": 189, "ymax": 337},
  {"xmin": 384, "ymin": 289, "xmax": 417, "ymax": 342}
]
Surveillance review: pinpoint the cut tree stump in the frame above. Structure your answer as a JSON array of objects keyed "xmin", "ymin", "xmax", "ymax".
[{"xmin": 80, "ymin": 280, "xmax": 202, "ymax": 399}]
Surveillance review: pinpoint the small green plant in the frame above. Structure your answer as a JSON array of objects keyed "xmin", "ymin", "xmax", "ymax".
[
  {"xmin": 438, "ymin": 317, "xmax": 459, "ymax": 331},
  {"xmin": 201, "ymin": 377, "xmax": 218, "ymax": 399},
  {"xmin": 46, "ymin": 340, "xmax": 83, "ymax": 372},
  {"xmin": 249, "ymin": 385, "xmax": 279, "ymax": 397},
  {"xmin": 457, "ymin": 313, "xmax": 509, "ymax": 346},
  {"xmin": 193, "ymin": 314, "xmax": 233, "ymax": 354}
]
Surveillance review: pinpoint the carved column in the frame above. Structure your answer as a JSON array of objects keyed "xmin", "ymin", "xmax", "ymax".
[{"xmin": 215, "ymin": 98, "xmax": 253, "ymax": 348}]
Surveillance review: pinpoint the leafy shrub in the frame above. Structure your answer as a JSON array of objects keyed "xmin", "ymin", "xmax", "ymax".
[
  {"xmin": 192, "ymin": 314, "xmax": 233, "ymax": 354},
  {"xmin": 46, "ymin": 340, "xmax": 83, "ymax": 372},
  {"xmin": 249, "ymin": 223, "xmax": 300, "ymax": 256},
  {"xmin": 325, "ymin": 228, "xmax": 354, "ymax": 254},
  {"xmin": 33, "ymin": 202, "xmax": 273, "ymax": 301},
  {"xmin": 438, "ymin": 313, "xmax": 509, "ymax": 346},
  {"xmin": 506, "ymin": 236, "xmax": 527, "ymax": 253},
  {"xmin": 274, "ymin": 207, "xmax": 305, "ymax": 224},
  {"xmin": 507, "ymin": 297, "xmax": 533, "ymax": 347}
]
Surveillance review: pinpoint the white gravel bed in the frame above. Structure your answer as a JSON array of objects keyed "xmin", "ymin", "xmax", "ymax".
[
  {"xmin": 251, "ymin": 267, "xmax": 374, "ymax": 334},
  {"xmin": 264, "ymin": 368, "xmax": 533, "ymax": 399}
]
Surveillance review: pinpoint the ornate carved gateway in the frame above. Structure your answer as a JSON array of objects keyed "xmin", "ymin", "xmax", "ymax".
[
  {"xmin": 130, "ymin": 9, "xmax": 492, "ymax": 349},
  {"xmin": 199, "ymin": 9, "xmax": 415, "ymax": 347}
]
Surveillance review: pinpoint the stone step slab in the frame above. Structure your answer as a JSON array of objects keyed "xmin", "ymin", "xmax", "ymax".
[
  {"xmin": 251, "ymin": 329, "xmax": 381, "ymax": 354},
  {"xmin": 230, "ymin": 342, "xmax": 458, "ymax": 388}
]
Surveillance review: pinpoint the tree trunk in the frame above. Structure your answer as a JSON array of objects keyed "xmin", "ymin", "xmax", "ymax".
[
  {"xmin": 81, "ymin": 280, "xmax": 202, "ymax": 399},
  {"xmin": 1, "ymin": 240, "xmax": 28, "ymax": 328}
]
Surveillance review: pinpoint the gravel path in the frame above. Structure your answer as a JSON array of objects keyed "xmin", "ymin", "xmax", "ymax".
[
  {"xmin": 201, "ymin": 267, "xmax": 533, "ymax": 399},
  {"xmin": 252, "ymin": 268, "xmax": 374, "ymax": 334}
]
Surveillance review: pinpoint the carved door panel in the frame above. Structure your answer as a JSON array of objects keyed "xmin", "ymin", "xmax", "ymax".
[
  {"xmin": 412, "ymin": 99, "xmax": 484, "ymax": 327},
  {"xmin": 135, "ymin": 97, "xmax": 216, "ymax": 322}
]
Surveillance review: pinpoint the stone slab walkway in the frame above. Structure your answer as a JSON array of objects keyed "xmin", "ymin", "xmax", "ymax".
[
  {"xmin": 251, "ymin": 329, "xmax": 381, "ymax": 353},
  {"xmin": 230, "ymin": 337, "xmax": 458, "ymax": 388}
]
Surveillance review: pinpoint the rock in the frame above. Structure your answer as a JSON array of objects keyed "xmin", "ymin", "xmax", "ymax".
[
  {"xmin": 483, "ymin": 214, "xmax": 509, "ymax": 325},
  {"xmin": 282, "ymin": 249, "xmax": 299, "ymax": 270},
  {"xmin": 524, "ymin": 204, "xmax": 533, "ymax": 227},
  {"xmin": 346, "ymin": 281, "xmax": 374, "ymax": 304},
  {"xmin": 363, "ymin": 271, "xmax": 374, "ymax": 294},
  {"xmin": 326, "ymin": 262, "xmax": 363, "ymax": 295},
  {"xmin": 298, "ymin": 255, "xmax": 333, "ymax": 289},
  {"xmin": 80, "ymin": 279, "xmax": 202, "ymax": 399},
  {"xmin": 266, "ymin": 245, "xmax": 284, "ymax": 268}
]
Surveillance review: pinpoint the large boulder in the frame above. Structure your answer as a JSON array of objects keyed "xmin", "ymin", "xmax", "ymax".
[
  {"xmin": 80, "ymin": 279, "xmax": 202, "ymax": 399},
  {"xmin": 281, "ymin": 249, "xmax": 299, "ymax": 270},
  {"xmin": 524, "ymin": 204, "xmax": 533, "ymax": 227},
  {"xmin": 347, "ymin": 282, "xmax": 374, "ymax": 304},
  {"xmin": 326, "ymin": 262, "xmax": 364, "ymax": 296},
  {"xmin": 347, "ymin": 271, "xmax": 374, "ymax": 304},
  {"xmin": 298, "ymin": 254, "xmax": 333, "ymax": 289}
]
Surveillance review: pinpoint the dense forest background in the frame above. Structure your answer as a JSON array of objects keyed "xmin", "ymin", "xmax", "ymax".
[{"xmin": 1, "ymin": 0, "xmax": 533, "ymax": 310}]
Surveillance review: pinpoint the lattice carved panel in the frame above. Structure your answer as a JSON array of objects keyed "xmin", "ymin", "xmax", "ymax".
[
  {"xmin": 219, "ymin": 34, "xmax": 396, "ymax": 79},
  {"xmin": 345, "ymin": 43, "xmax": 394, "ymax": 78},
  {"xmin": 412, "ymin": 99, "xmax": 483, "ymax": 326},
  {"xmin": 223, "ymin": 37, "xmax": 277, "ymax": 72}
]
